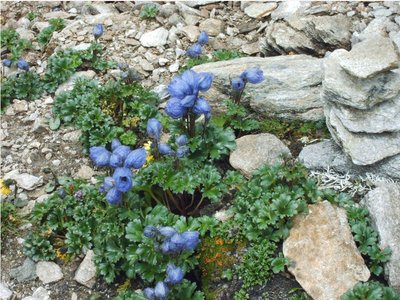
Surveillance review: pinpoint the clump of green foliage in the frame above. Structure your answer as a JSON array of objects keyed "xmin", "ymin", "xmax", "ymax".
[
  {"xmin": 26, "ymin": 12, "xmax": 38, "ymax": 21},
  {"xmin": 37, "ymin": 18, "xmax": 66, "ymax": 47},
  {"xmin": 341, "ymin": 281, "xmax": 399, "ymax": 299},
  {"xmin": 213, "ymin": 50, "xmax": 243, "ymax": 62},
  {"xmin": 140, "ymin": 3, "xmax": 159, "ymax": 19},
  {"xmin": 0, "ymin": 202, "xmax": 22, "ymax": 239},
  {"xmin": 0, "ymin": 28, "xmax": 30, "ymax": 61}
]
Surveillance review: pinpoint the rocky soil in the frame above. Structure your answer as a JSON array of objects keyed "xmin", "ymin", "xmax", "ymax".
[{"xmin": 1, "ymin": 1, "xmax": 400, "ymax": 299}]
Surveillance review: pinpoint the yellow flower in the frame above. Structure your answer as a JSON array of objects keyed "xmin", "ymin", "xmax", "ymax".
[
  {"xmin": 143, "ymin": 141, "xmax": 154, "ymax": 166},
  {"xmin": 143, "ymin": 141, "xmax": 152, "ymax": 151},
  {"xmin": 0, "ymin": 179, "xmax": 12, "ymax": 196}
]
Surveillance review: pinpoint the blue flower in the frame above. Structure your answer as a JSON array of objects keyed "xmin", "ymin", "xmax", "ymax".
[
  {"xmin": 182, "ymin": 231, "xmax": 200, "ymax": 250},
  {"xmin": 124, "ymin": 148, "xmax": 147, "ymax": 169},
  {"xmin": 17, "ymin": 59, "xmax": 29, "ymax": 71},
  {"xmin": 147, "ymin": 118, "xmax": 162, "ymax": 141},
  {"xmin": 240, "ymin": 67, "xmax": 264, "ymax": 84},
  {"xmin": 176, "ymin": 146, "xmax": 189, "ymax": 158},
  {"xmin": 175, "ymin": 135, "xmax": 187, "ymax": 146},
  {"xmin": 198, "ymin": 31, "xmax": 209, "ymax": 46},
  {"xmin": 180, "ymin": 94, "xmax": 197, "ymax": 108},
  {"xmin": 111, "ymin": 139, "xmax": 122, "ymax": 151},
  {"xmin": 112, "ymin": 167, "xmax": 133, "ymax": 193},
  {"xmin": 143, "ymin": 288, "xmax": 155, "ymax": 300},
  {"xmin": 186, "ymin": 43, "xmax": 202, "ymax": 58},
  {"xmin": 58, "ymin": 189, "xmax": 66, "ymax": 199},
  {"xmin": 159, "ymin": 226, "xmax": 177, "ymax": 238},
  {"xmin": 99, "ymin": 176, "xmax": 115, "ymax": 193},
  {"xmin": 170, "ymin": 233, "xmax": 185, "ymax": 251},
  {"xmin": 168, "ymin": 77, "xmax": 191, "ymax": 99},
  {"xmin": 193, "ymin": 97, "xmax": 211, "ymax": 115},
  {"xmin": 180, "ymin": 70, "xmax": 200, "ymax": 95},
  {"xmin": 2, "ymin": 59, "xmax": 12, "ymax": 67},
  {"xmin": 165, "ymin": 98, "xmax": 186, "ymax": 119},
  {"xmin": 106, "ymin": 187, "xmax": 122, "ymax": 205},
  {"xmin": 109, "ymin": 153, "xmax": 124, "ymax": 168},
  {"xmin": 166, "ymin": 264, "xmax": 184, "ymax": 285},
  {"xmin": 93, "ymin": 24, "xmax": 104, "ymax": 39},
  {"xmin": 113, "ymin": 145, "xmax": 131, "ymax": 161},
  {"xmin": 159, "ymin": 143, "xmax": 175, "ymax": 156},
  {"xmin": 231, "ymin": 77, "xmax": 245, "ymax": 91},
  {"xmin": 198, "ymin": 72, "xmax": 213, "ymax": 92},
  {"xmin": 74, "ymin": 190, "xmax": 83, "ymax": 199},
  {"xmin": 90, "ymin": 146, "xmax": 111, "ymax": 166},
  {"xmin": 144, "ymin": 225, "xmax": 159, "ymax": 239},
  {"xmin": 154, "ymin": 282, "xmax": 169, "ymax": 300},
  {"xmin": 161, "ymin": 239, "xmax": 173, "ymax": 254}
]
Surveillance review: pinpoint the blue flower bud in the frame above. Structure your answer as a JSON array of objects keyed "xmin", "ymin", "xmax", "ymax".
[
  {"xmin": 58, "ymin": 189, "xmax": 66, "ymax": 199},
  {"xmin": 166, "ymin": 98, "xmax": 186, "ymax": 119},
  {"xmin": 144, "ymin": 225, "xmax": 159, "ymax": 239},
  {"xmin": 198, "ymin": 31, "xmax": 209, "ymax": 46},
  {"xmin": 161, "ymin": 240, "xmax": 173, "ymax": 254},
  {"xmin": 17, "ymin": 59, "xmax": 29, "ymax": 71},
  {"xmin": 124, "ymin": 148, "xmax": 147, "ymax": 169},
  {"xmin": 231, "ymin": 77, "xmax": 245, "ymax": 91},
  {"xmin": 166, "ymin": 264, "xmax": 184, "ymax": 285},
  {"xmin": 198, "ymin": 72, "xmax": 213, "ymax": 92},
  {"xmin": 147, "ymin": 118, "xmax": 162, "ymax": 141},
  {"xmin": 109, "ymin": 153, "xmax": 124, "ymax": 168},
  {"xmin": 154, "ymin": 282, "xmax": 169, "ymax": 300},
  {"xmin": 182, "ymin": 231, "xmax": 200, "ymax": 250},
  {"xmin": 181, "ymin": 70, "xmax": 199, "ymax": 95},
  {"xmin": 113, "ymin": 145, "xmax": 131, "ymax": 161},
  {"xmin": 90, "ymin": 146, "xmax": 111, "ymax": 166},
  {"xmin": 111, "ymin": 139, "xmax": 122, "ymax": 151},
  {"xmin": 93, "ymin": 24, "xmax": 104, "ymax": 39},
  {"xmin": 180, "ymin": 94, "xmax": 197, "ymax": 108},
  {"xmin": 159, "ymin": 226, "xmax": 177, "ymax": 238},
  {"xmin": 144, "ymin": 288, "xmax": 155, "ymax": 300},
  {"xmin": 112, "ymin": 167, "xmax": 133, "ymax": 193},
  {"xmin": 99, "ymin": 176, "xmax": 115, "ymax": 193},
  {"xmin": 193, "ymin": 97, "xmax": 211, "ymax": 115},
  {"xmin": 240, "ymin": 67, "xmax": 264, "ymax": 84},
  {"xmin": 170, "ymin": 233, "xmax": 185, "ymax": 251},
  {"xmin": 186, "ymin": 43, "xmax": 202, "ymax": 58},
  {"xmin": 168, "ymin": 77, "xmax": 191, "ymax": 99},
  {"xmin": 74, "ymin": 190, "xmax": 83, "ymax": 199},
  {"xmin": 176, "ymin": 146, "xmax": 189, "ymax": 158},
  {"xmin": 159, "ymin": 143, "xmax": 175, "ymax": 156},
  {"xmin": 2, "ymin": 59, "xmax": 12, "ymax": 67},
  {"xmin": 175, "ymin": 135, "xmax": 187, "ymax": 146},
  {"xmin": 143, "ymin": 288, "xmax": 156, "ymax": 300},
  {"xmin": 106, "ymin": 187, "xmax": 122, "ymax": 205}
]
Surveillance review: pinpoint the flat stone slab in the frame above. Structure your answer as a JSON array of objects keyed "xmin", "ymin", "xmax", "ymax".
[
  {"xmin": 283, "ymin": 201, "xmax": 370, "ymax": 300},
  {"xmin": 339, "ymin": 36, "xmax": 399, "ymax": 79},
  {"xmin": 74, "ymin": 250, "xmax": 96, "ymax": 288},
  {"xmin": 229, "ymin": 133, "xmax": 291, "ymax": 177},
  {"xmin": 322, "ymin": 50, "xmax": 400, "ymax": 110},
  {"xmin": 363, "ymin": 184, "xmax": 400, "ymax": 292},
  {"xmin": 193, "ymin": 55, "xmax": 324, "ymax": 121},
  {"xmin": 326, "ymin": 106, "xmax": 400, "ymax": 166},
  {"xmin": 10, "ymin": 258, "xmax": 37, "ymax": 283},
  {"xmin": 139, "ymin": 27, "xmax": 169, "ymax": 47},
  {"xmin": 36, "ymin": 261, "xmax": 63, "ymax": 284},
  {"xmin": 244, "ymin": 2, "xmax": 277, "ymax": 19}
]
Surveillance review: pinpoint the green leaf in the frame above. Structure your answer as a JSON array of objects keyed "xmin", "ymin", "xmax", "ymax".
[
  {"xmin": 49, "ymin": 116, "xmax": 61, "ymax": 130},
  {"xmin": 125, "ymin": 220, "xmax": 143, "ymax": 242}
]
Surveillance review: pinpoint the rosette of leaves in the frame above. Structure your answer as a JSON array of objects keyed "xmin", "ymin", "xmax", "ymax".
[
  {"xmin": 0, "ymin": 28, "xmax": 30, "ymax": 60},
  {"xmin": 341, "ymin": 281, "xmax": 399, "ymax": 300},
  {"xmin": 38, "ymin": 18, "xmax": 66, "ymax": 47}
]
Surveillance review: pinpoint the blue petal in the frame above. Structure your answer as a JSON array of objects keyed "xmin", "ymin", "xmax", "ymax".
[
  {"xmin": 181, "ymin": 70, "xmax": 200, "ymax": 95},
  {"xmin": 113, "ymin": 145, "xmax": 131, "ymax": 161},
  {"xmin": 2, "ymin": 59, "xmax": 12, "ymax": 67},
  {"xmin": 198, "ymin": 31, "xmax": 209, "ymax": 46},
  {"xmin": 124, "ymin": 148, "xmax": 147, "ymax": 169},
  {"xmin": 143, "ymin": 288, "xmax": 155, "ymax": 300},
  {"xmin": 231, "ymin": 77, "xmax": 245, "ymax": 91},
  {"xmin": 170, "ymin": 233, "xmax": 185, "ymax": 251},
  {"xmin": 159, "ymin": 226, "xmax": 177, "ymax": 238},
  {"xmin": 109, "ymin": 153, "xmax": 124, "ymax": 168},
  {"xmin": 159, "ymin": 143, "xmax": 175, "ymax": 156},
  {"xmin": 106, "ymin": 187, "xmax": 122, "ymax": 205},
  {"xmin": 168, "ymin": 77, "xmax": 191, "ymax": 99},
  {"xmin": 112, "ymin": 167, "xmax": 133, "ymax": 193},
  {"xmin": 93, "ymin": 24, "xmax": 104, "ymax": 38},
  {"xmin": 166, "ymin": 98, "xmax": 186, "ymax": 119},
  {"xmin": 180, "ymin": 94, "xmax": 197, "ymax": 108},
  {"xmin": 144, "ymin": 225, "xmax": 159, "ymax": 239},
  {"xmin": 111, "ymin": 139, "xmax": 122, "ymax": 151},
  {"xmin": 176, "ymin": 146, "xmax": 189, "ymax": 158},
  {"xmin": 100, "ymin": 176, "xmax": 115, "ymax": 193},
  {"xmin": 154, "ymin": 282, "xmax": 169, "ymax": 300},
  {"xmin": 166, "ymin": 264, "xmax": 184, "ymax": 285},
  {"xmin": 175, "ymin": 135, "xmax": 188, "ymax": 146},
  {"xmin": 198, "ymin": 72, "xmax": 213, "ymax": 92},
  {"xmin": 240, "ymin": 67, "xmax": 264, "ymax": 84},
  {"xmin": 89, "ymin": 146, "xmax": 111, "ymax": 166},
  {"xmin": 17, "ymin": 59, "xmax": 29, "ymax": 71},
  {"xmin": 147, "ymin": 118, "xmax": 162, "ymax": 141},
  {"xmin": 193, "ymin": 97, "xmax": 211, "ymax": 115},
  {"xmin": 186, "ymin": 43, "xmax": 202, "ymax": 58},
  {"xmin": 182, "ymin": 231, "xmax": 200, "ymax": 250}
]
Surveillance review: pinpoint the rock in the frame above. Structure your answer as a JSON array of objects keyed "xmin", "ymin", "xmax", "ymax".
[
  {"xmin": 16, "ymin": 28, "xmax": 35, "ymax": 41},
  {"xmin": 43, "ymin": 11, "xmax": 72, "ymax": 20},
  {"xmin": 283, "ymin": 201, "xmax": 370, "ymax": 300},
  {"xmin": 326, "ymin": 106, "xmax": 400, "ymax": 166},
  {"xmin": 12, "ymin": 100, "xmax": 29, "ymax": 113},
  {"xmin": 32, "ymin": 118, "xmax": 48, "ymax": 133},
  {"xmin": 71, "ymin": 43, "xmax": 91, "ymax": 51},
  {"xmin": 182, "ymin": 0, "xmax": 220, "ymax": 7},
  {"xmin": 32, "ymin": 21, "xmax": 50, "ymax": 32},
  {"xmin": 17, "ymin": 17, "xmax": 31, "ymax": 29},
  {"xmin": 390, "ymin": 31, "xmax": 400, "ymax": 51},
  {"xmin": 55, "ymin": 70, "xmax": 96, "ymax": 96},
  {"xmin": 339, "ymin": 36, "xmax": 399, "ymax": 79},
  {"xmin": 87, "ymin": 3, "xmax": 119, "ymax": 14},
  {"xmin": 180, "ymin": 25, "xmax": 201, "ymax": 42},
  {"xmin": 4, "ymin": 172, "xmax": 42, "ymax": 191},
  {"xmin": 271, "ymin": 0, "xmax": 310, "ymax": 20},
  {"xmin": 114, "ymin": 1, "xmax": 134, "ymax": 12},
  {"xmin": 168, "ymin": 61, "xmax": 180, "ymax": 73},
  {"xmin": 36, "ymin": 261, "xmax": 63, "ymax": 284},
  {"xmin": 199, "ymin": 19, "xmax": 225, "ymax": 36},
  {"xmin": 74, "ymin": 250, "xmax": 96, "ymax": 288},
  {"xmin": 357, "ymin": 17, "xmax": 391, "ymax": 41},
  {"xmin": 322, "ymin": 50, "xmax": 400, "ymax": 109},
  {"xmin": 373, "ymin": 7, "xmax": 393, "ymax": 17},
  {"xmin": 244, "ymin": 2, "xmax": 277, "ymax": 19},
  {"xmin": 363, "ymin": 184, "xmax": 400, "ymax": 291},
  {"xmin": 192, "ymin": 55, "xmax": 324, "ymax": 121},
  {"xmin": 298, "ymin": 140, "xmax": 400, "ymax": 180},
  {"xmin": 229, "ymin": 133, "xmax": 291, "ymax": 177},
  {"xmin": 75, "ymin": 165, "xmax": 94, "ymax": 180},
  {"xmin": 159, "ymin": 3, "xmax": 178, "ymax": 18},
  {"xmin": 241, "ymin": 42, "xmax": 260, "ymax": 55},
  {"xmin": 327, "ymin": 98, "xmax": 400, "ymax": 134},
  {"xmin": 62, "ymin": 130, "xmax": 81, "ymax": 142},
  {"xmin": 0, "ymin": 283, "xmax": 12, "ymax": 300},
  {"xmin": 140, "ymin": 28, "xmax": 169, "ymax": 48}
]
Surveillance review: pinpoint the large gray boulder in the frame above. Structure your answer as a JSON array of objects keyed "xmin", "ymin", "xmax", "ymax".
[
  {"xmin": 193, "ymin": 55, "xmax": 324, "ymax": 121},
  {"xmin": 283, "ymin": 201, "xmax": 370, "ymax": 300},
  {"xmin": 298, "ymin": 140, "xmax": 400, "ymax": 180},
  {"xmin": 362, "ymin": 184, "xmax": 400, "ymax": 292}
]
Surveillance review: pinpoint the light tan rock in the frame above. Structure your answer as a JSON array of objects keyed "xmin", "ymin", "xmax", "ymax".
[
  {"xmin": 74, "ymin": 250, "xmax": 96, "ymax": 288},
  {"xmin": 283, "ymin": 201, "xmax": 370, "ymax": 300}
]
